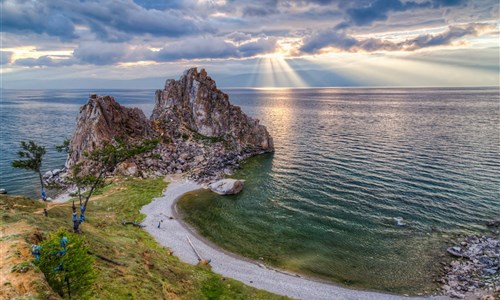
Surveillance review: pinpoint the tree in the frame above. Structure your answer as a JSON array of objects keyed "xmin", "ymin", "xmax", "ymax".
[
  {"xmin": 60, "ymin": 137, "xmax": 158, "ymax": 232},
  {"xmin": 12, "ymin": 140, "xmax": 47, "ymax": 200},
  {"xmin": 36, "ymin": 228, "xmax": 95, "ymax": 299}
]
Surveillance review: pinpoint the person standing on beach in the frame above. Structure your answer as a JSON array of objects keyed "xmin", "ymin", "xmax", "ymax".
[{"xmin": 158, "ymin": 220, "xmax": 163, "ymax": 228}]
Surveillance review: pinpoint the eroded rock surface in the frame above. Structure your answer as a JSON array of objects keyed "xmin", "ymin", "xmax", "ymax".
[
  {"xmin": 67, "ymin": 94, "xmax": 154, "ymax": 170},
  {"xmin": 65, "ymin": 68, "xmax": 274, "ymax": 181},
  {"xmin": 151, "ymin": 67, "xmax": 273, "ymax": 153}
]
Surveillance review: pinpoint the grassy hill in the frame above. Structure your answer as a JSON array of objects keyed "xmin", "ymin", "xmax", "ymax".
[{"xmin": 0, "ymin": 177, "xmax": 288, "ymax": 300}]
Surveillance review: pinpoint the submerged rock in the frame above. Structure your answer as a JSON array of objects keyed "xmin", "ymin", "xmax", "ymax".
[
  {"xmin": 487, "ymin": 220, "xmax": 500, "ymax": 227},
  {"xmin": 394, "ymin": 217, "xmax": 406, "ymax": 226},
  {"xmin": 447, "ymin": 246, "xmax": 464, "ymax": 257},
  {"xmin": 440, "ymin": 235, "xmax": 499, "ymax": 298},
  {"xmin": 209, "ymin": 179, "xmax": 244, "ymax": 195}
]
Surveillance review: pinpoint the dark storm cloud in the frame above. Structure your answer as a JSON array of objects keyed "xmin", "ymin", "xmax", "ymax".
[{"xmin": 301, "ymin": 23, "xmax": 495, "ymax": 53}]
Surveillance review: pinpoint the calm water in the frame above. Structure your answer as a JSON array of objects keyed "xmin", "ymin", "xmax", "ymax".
[
  {"xmin": 1, "ymin": 88, "xmax": 499, "ymax": 293},
  {"xmin": 177, "ymin": 87, "xmax": 500, "ymax": 294},
  {"xmin": 0, "ymin": 89, "xmax": 156, "ymax": 197}
]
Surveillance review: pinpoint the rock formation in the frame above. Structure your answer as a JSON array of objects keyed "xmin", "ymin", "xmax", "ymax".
[
  {"xmin": 151, "ymin": 68, "xmax": 273, "ymax": 153},
  {"xmin": 65, "ymin": 68, "xmax": 274, "ymax": 181},
  {"xmin": 67, "ymin": 94, "xmax": 154, "ymax": 169}
]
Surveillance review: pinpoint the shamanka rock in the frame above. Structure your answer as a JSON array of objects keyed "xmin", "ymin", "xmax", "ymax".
[
  {"xmin": 151, "ymin": 67, "xmax": 273, "ymax": 153},
  {"xmin": 65, "ymin": 68, "xmax": 274, "ymax": 181}
]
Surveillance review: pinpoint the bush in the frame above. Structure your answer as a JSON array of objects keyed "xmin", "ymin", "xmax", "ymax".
[{"xmin": 36, "ymin": 228, "xmax": 95, "ymax": 299}]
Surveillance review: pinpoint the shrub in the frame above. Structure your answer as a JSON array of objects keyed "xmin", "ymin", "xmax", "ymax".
[{"xmin": 37, "ymin": 228, "xmax": 95, "ymax": 299}]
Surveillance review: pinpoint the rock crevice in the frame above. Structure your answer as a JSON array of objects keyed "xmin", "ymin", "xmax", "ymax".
[{"xmin": 66, "ymin": 68, "xmax": 273, "ymax": 181}]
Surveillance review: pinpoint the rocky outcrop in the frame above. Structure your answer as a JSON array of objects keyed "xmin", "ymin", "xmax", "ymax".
[
  {"xmin": 209, "ymin": 179, "xmax": 245, "ymax": 195},
  {"xmin": 67, "ymin": 95, "xmax": 154, "ymax": 169},
  {"xmin": 151, "ymin": 68, "xmax": 273, "ymax": 153},
  {"xmin": 65, "ymin": 68, "xmax": 274, "ymax": 181}
]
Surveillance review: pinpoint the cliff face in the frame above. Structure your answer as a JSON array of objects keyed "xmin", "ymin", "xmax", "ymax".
[
  {"xmin": 66, "ymin": 68, "xmax": 273, "ymax": 181},
  {"xmin": 67, "ymin": 95, "xmax": 154, "ymax": 169},
  {"xmin": 151, "ymin": 68, "xmax": 273, "ymax": 153}
]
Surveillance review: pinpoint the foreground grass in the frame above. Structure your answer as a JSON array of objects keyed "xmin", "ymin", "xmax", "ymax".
[{"xmin": 0, "ymin": 177, "xmax": 288, "ymax": 300}]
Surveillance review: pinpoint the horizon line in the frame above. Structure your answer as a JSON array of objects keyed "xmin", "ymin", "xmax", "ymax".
[{"xmin": 1, "ymin": 86, "xmax": 499, "ymax": 91}]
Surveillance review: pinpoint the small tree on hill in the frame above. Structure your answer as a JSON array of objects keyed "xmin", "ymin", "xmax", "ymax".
[
  {"xmin": 12, "ymin": 140, "xmax": 47, "ymax": 200},
  {"xmin": 59, "ymin": 137, "xmax": 158, "ymax": 232},
  {"xmin": 36, "ymin": 228, "xmax": 95, "ymax": 299}
]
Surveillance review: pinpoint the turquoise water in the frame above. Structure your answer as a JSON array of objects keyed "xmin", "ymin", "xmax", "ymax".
[
  {"xmin": 2, "ymin": 87, "xmax": 499, "ymax": 293},
  {"xmin": 177, "ymin": 87, "xmax": 500, "ymax": 294}
]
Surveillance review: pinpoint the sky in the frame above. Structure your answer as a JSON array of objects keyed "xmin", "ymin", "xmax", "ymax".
[{"xmin": 1, "ymin": 0, "xmax": 499, "ymax": 88}]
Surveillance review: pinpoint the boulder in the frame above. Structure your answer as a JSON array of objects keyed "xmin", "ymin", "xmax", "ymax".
[
  {"xmin": 447, "ymin": 246, "xmax": 464, "ymax": 257},
  {"xmin": 209, "ymin": 179, "xmax": 244, "ymax": 195}
]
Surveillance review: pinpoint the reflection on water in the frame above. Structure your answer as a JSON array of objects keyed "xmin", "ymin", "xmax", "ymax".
[
  {"xmin": 2, "ymin": 87, "xmax": 499, "ymax": 294},
  {"xmin": 178, "ymin": 87, "xmax": 500, "ymax": 294}
]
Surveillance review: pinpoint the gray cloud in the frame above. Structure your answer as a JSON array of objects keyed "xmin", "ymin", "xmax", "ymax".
[
  {"xmin": 154, "ymin": 37, "xmax": 277, "ymax": 61},
  {"xmin": 1, "ymin": 0, "xmax": 213, "ymax": 42},
  {"xmin": 12, "ymin": 36, "xmax": 277, "ymax": 68},
  {"xmin": 2, "ymin": 1, "xmax": 77, "ymax": 40},
  {"xmin": 1, "ymin": 51, "xmax": 13, "ymax": 65},
  {"xmin": 14, "ymin": 56, "xmax": 78, "ymax": 67},
  {"xmin": 340, "ymin": 0, "xmax": 468, "ymax": 27},
  {"xmin": 301, "ymin": 23, "xmax": 495, "ymax": 53}
]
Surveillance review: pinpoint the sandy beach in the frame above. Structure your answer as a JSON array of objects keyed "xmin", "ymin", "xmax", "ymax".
[{"xmin": 140, "ymin": 176, "xmax": 440, "ymax": 300}]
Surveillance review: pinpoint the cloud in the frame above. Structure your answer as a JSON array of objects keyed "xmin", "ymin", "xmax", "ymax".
[
  {"xmin": 301, "ymin": 23, "xmax": 495, "ymax": 53},
  {"xmin": 342, "ymin": 0, "xmax": 467, "ymax": 27},
  {"xmin": 226, "ymin": 32, "xmax": 253, "ymax": 42},
  {"xmin": 402, "ymin": 23, "xmax": 490, "ymax": 50},
  {"xmin": 154, "ymin": 37, "xmax": 277, "ymax": 61},
  {"xmin": 1, "ymin": 1, "xmax": 77, "ymax": 40},
  {"xmin": 242, "ymin": 4, "xmax": 279, "ymax": 17},
  {"xmin": 237, "ymin": 38, "xmax": 278, "ymax": 57},
  {"xmin": 73, "ymin": 42, "xmax": 154, "ymax": 65},
  {"xmin": 0, "ymin": 0, "xmax": 213, "ymax": 42},
  {"xmin": 14, "ymin": 56, "xmax": 78, "ymax": 67},
  {"xmin": 154, "ymin": 38, "xmax": 238, "ymax": 61},
  {"xmin": 1, "ymin": 51, "xmax": 13, "ymax": 65}
]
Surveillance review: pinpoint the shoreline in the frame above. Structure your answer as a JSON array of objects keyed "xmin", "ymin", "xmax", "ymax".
[{"xmin": 140, "ymin": 176, "xmax": 441, "ymax": 300}]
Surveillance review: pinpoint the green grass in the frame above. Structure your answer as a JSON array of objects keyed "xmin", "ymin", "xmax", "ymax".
[{"xmin": 0, "ymin": 177, "xmax": 288, "ymax": 300}]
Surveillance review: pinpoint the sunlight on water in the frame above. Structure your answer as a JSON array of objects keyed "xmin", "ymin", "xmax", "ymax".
[
  {"xmin": 1, "ymin": 87, "xmax": 498, "ymax": 294},
  {"xmin": 178, "ymin": 87, "xmax": 500, "ymax": 294}
]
